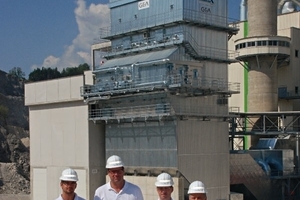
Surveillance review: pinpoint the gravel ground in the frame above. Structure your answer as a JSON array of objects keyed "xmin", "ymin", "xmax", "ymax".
[{"xmin": 0, "ymin": 194, "xmax": 30, "ymax": 200}]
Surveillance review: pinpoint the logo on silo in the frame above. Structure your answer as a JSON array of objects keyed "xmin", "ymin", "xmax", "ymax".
[
  {"xmin": 138, "ymin": 0, "xmax": 150, "ymax": 10},
  {"xmin": 199, "ymin": 0, "xmax": 213, "ymax": 14}
]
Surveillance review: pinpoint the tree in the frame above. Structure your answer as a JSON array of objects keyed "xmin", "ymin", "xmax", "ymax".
[
  {"xmin": 61, "ymin": 63, "xmax": 90, "ymax": 77},
  {"xmin": 28, "ymin": 63, "xmax": 90, "ymax": 82},
  {"xmin": 8, "ymin": 67, "xmax": 25, "ymax": 79},
  {"xmin": 28, "ymin": 67, "xmax": 61, "ymax": 82}
]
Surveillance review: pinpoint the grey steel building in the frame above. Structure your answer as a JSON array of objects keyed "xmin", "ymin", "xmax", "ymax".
[{"xmin": 84, "ymin": 0, "xmax": 239, "ymax": 199}]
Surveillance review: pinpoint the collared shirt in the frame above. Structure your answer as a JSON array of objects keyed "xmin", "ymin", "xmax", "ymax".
[
  {"xmin": 55, "ymin": 193, "xmax": 85, "ymax": 200},
  {"xmin": 94, "ymin": 180, "xmax": 144, "ymax": 200},
  {"xmin": 158, "ymin": 198, "xmax": 173, "ymax": 200}
]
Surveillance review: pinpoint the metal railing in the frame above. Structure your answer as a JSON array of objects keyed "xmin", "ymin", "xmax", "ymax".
[
  {"xmin": 99, "ymin": 8, "xmax": 238, "ymax": 39},
  {"xmin": 80, "ymin": 74, "xmax": 240, "ymax": 98},
  {"xmin": 183, "ymin": 30, "xmax": 237, "ymax": 61},
  {"xmin": 104, "ymin": 28, "xmax": 236, "ymax": 62},
  {"xmin": 101, "ymin": 30, "xmax": 237, "ymax": 63},
  {"xmin": 89, "ymin": 103, "xmax": 171, "ymax": 121},
  {"xmin": 104, "ymin": 32, "xmax": 184, "ymax": 58}
]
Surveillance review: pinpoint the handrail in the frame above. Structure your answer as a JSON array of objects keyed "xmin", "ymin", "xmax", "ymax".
[
  {"xmin": 98, "ymin": 28, "xmax": 236, "ymax": 62},
  {"xmin": 99, "ymin": 8, "xmax": 239, "ymax": 39},
  {"xmin": 80, "ymin": 74, "xmax": 240, "ymax": 98},
  {"xmin": 89, "ymin": 103, "xmax": 171, "ymax": 120},
  {"xmin": 182, "ymin": 30, "xmax": 236, "ymax": 61}
]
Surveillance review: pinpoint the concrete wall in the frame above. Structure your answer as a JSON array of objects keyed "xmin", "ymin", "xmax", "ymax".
[
  {"xmin": 228, "ymin": 21, "xmax": 247, "ymax": 112},
  {"xmin": 25, "ymin": 71, "xmax": 189, "ymax": 200},
  {"xmin": 25, "ymin": 71, "xmax": 106, "ymax": 200}
]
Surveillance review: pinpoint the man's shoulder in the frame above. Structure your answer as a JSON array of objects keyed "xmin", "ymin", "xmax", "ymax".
[
  {"xmin": 95, "ymin": 182, "xmax": 109, "ymax": 193},
  {"xmin": 75, "ymin": 193, "xmax": 86, "ymax": 200},
  {"xmin": 125, "ymin": 181, "xmax": 142, "ymax": 190},
  {"xmin": 55, "ymin": 196, "xmax": 62, "ymax": 200}
]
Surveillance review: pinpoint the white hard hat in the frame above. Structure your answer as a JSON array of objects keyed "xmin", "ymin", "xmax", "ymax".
[
  {"xmin": 188, "ymin": 181, "xmax": 207, "ymax": 194},
  {"xmin": 60, "ymin": 168, "xmax": 78, "ymax": 182},
  {"xmin": 155, "ymin": 173, "xmax": 174, "ymax": 187},
  {"xmin": 106, "ymin": 155, "xmax": 124, "ymax": 169}
]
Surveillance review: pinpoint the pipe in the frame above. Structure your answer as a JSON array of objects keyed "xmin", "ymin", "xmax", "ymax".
[
  {"xmin": 296, "ymin": 133, "xmax": 299, "ymax": 174},
  {"xmin": 266, "ymin": 157, "xmax": 283, "ymax": 176},
  {"xmin": 255, "ymin": 158, "xmax": 271, "ymax": 176},
  {"xmin": 134, "ymin": 59, "xmax": 170, "ymax": 67},
  {"xmin": 281, "ymin": 1, "xmax": 297, "ymax": 14},
  {"xmin": 240, "ymin": 0, "xmax": 247, "ymax": 21},
  {"xmin": 93, "ymin": 66, "xmax": 119, "ymax": 74}
]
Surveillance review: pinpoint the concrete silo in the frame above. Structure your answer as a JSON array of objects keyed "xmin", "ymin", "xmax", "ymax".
[{"xmin": 234, "ymin": 0, "xmax": 290, "ymax": 145}]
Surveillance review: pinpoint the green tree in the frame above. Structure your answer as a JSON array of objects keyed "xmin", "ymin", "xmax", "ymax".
[
  {"xmin": 8, "ymin": 67, "xmax": 25, "ymax": 79},
  {"xmin": 28, "ymin": 67, "xmax": 61, "ymax": 81},
  {"xmin": 28, "ymin": 63, "xmax": 90, "ymax": 82},
  {"xmin": 61, "ymin": 63, "xmax": 90, "ymax": 77}
]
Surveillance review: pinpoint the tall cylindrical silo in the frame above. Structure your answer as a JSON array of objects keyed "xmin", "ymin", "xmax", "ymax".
[
  {"xmin": 234, "ymin": 0, "xmax": 291, "ymax": 146},
  {"xmin": 248, "ymin": 0, "xmax": 277, "ymax": 37},
  {"xmin": 247, "ymin": 0, "xmax": 278, "ymax": 112}
]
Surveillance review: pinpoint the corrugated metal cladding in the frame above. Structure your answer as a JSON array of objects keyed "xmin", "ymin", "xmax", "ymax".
[
  {"xmin": 177, "ymin": 120, "xmax": 230, "ymax": 200},
  {"xmin": 95, "ymin": 48, "xmax": 178, "ymax": 71},
  {"xmin": 110, "ymin": 0, "xmax": 184, "ymax": 34},
  {"xmin": 106, "ymin": 121, "xmax": 177, "ymax": 168},
  {"xmin": 183, "ymin": 0, "xmax": 227, "ymax": 19},
  {"xmin": 184, "ymin": 26, "xmax": 227, "ymax": 50},
  {"xmin": 202, "ymin": 61, "xmax": 228, "ymax": 80},
  {"xmin": 170, "ymin": 95, "xmax": 228, "ymax": 116}
]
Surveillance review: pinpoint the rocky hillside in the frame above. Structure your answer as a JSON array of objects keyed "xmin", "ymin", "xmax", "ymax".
[{"xmin": 0, "ymin": 70, "xmax": 30, "ymax": 194}]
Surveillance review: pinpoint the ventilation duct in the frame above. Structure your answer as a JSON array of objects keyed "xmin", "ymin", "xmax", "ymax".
[{"xmin": 282, "ymin": 1, "xmax": 297, "ymax": 13}]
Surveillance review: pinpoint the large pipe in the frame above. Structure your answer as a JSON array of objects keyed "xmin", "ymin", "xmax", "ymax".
[
  {"xmin": 281, "ymin": 1, "xmax": 297, "ymax": 14},
  {"xmin": 278, "ymin": 0, "xmax": 300, "ymax": 14},
  {"xmin": 240, "ymin": 0, "xmax": 247, "ymax": 21}
]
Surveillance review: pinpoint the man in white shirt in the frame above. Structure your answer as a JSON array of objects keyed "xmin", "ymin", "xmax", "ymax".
[
  {"xmin": 94, "ymin": 155, "xmax": 144, "ymax": 200},
  {"xmin": 155, "ymin": 172, "xmax": 174, "ymax": 200},
  {"xmin": 55, "ymin": 168, "xmax": 85, "ymax": 200}
]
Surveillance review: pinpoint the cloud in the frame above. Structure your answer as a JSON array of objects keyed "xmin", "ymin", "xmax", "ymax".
[{"xmin": 32, "ymin": 0, "xmax": 110, "ymax": 72}]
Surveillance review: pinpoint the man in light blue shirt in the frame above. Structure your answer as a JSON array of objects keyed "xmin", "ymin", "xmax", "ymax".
[
  {"xmin": 155, "ymin": 173, "xmax": 174, "ymax": 200},
  {"xmin": 56, "ymin": 168, "xmax": 85, "ymax": 200},
  {"xmin": 94, "ymin": 155, "xmax": 144, "ymax": 200}
]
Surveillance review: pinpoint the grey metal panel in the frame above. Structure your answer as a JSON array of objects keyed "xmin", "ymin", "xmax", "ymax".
[
  {"xmin": 106, "ymin": 121, "xmax": 178, "ymax": 168},
  {"xmin": 110, "ymin": 0, "xmax": 183, "ymax": 34},
  {"xmin": 183, "ymin": 26, "xmax": 228, "ymax": 60},
  {"xmin": 177, "ymin": 119, "xmax": 230, "ymax": 200},
  {"xmin": 170, "ymin": 94, "xmax": 228, "ymax": 116},
  {"xmin": 95, "ymin": 48, "xmax": 178, "ymax": 71},
  {"xmin": 183, "ymin": 0, "xmax": 228, "ymax": 26}
]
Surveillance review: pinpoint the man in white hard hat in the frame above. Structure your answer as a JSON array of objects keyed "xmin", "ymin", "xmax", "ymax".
[
  {"xmin": 56, "ymin": 168, "xmax": 85, "ymax": 200},
  {"xmin": 155, "ymin": 172, "xmax": 174, "ymax": 200},
  {"xmin": 94, "ymin": 155, "xmax": 144, "ymax": 200},
  {"xmin": 187, "ymin": 181, "xmax": 207, "ymax": 200}
]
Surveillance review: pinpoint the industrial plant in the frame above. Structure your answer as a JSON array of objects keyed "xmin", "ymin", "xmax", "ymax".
[{"xmin": 25, "ymin": 0, "xmax": 300, "ymax": 199}]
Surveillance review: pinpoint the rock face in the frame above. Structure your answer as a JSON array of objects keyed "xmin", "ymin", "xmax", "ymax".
[{"xmin": 0, "ymin": 70, "xmax": 30, "ymax": 194}]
